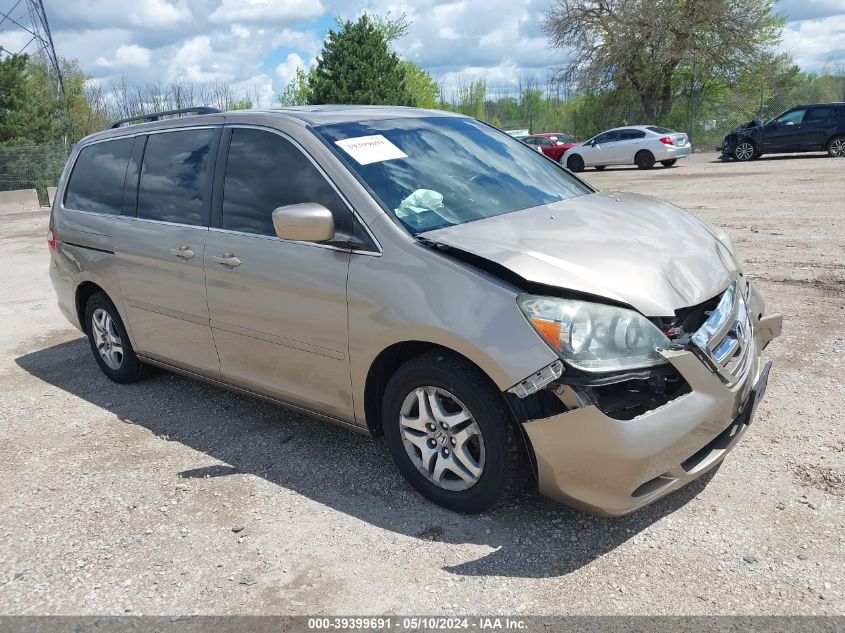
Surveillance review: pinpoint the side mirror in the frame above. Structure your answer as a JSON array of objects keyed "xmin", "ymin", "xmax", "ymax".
[{"xmin": 272, "ymin": 203, "xmax": 335, "ymax": 242}]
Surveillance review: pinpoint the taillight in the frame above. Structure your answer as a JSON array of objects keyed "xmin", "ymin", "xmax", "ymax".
[
  {"xmin": 47, "ymin": 229, "xmax": 56, "ymax": 254},
  {"xmin": 659, "ymin": 136, "xmax": 674, "ymax": 145}
]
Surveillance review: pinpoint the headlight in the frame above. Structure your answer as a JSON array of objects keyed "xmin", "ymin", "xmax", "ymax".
[{"xmin": 518, "ymin": 295, "xmax": 671, "ymax": 372}]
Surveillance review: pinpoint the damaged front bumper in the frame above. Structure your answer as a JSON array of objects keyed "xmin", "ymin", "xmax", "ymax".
[{"xmin": 518, "ymin": 283, "xmax": 783, "ymax": 517}]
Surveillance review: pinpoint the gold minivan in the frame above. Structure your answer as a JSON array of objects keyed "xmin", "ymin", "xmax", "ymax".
[{"xmin": 48, "ymin": 106, "xmax": 782, "ymax": 516}]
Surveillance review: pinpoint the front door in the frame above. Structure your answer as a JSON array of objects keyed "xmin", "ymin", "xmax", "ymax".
[
  {"xmin": 582, "ymin": 130, "xmax": 619, "ymax": 166},
  {"xmin": 115, "ymin": 127, "xmax": 221, "ymax": 375},
  {"xmin": 204, "ymin": 127, "xmax": 353, "ymax": 420},
  {"xmin": 762, "ymin": 108, "xmax": 807, "ymax": 152}
]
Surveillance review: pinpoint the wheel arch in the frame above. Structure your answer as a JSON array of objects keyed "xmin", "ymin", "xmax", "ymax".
[
  {"xmin": 75, "ymin": 280, "xmax": 107, "ymax": 333},
  {"xmin": 826, "ymin": 134, "xmax": 845, "ymax": 155},
  {"xmin": 363, "ymin": 340, "xmax": 507, "ymax": 437}
]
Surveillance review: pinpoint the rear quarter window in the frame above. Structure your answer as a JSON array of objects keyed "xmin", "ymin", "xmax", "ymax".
[
  {"xmin": 64, "ymin": 138, "xmax": 134, "ymax": 214},
  {"xmin": 619, "ymin": 129, "xmax": 646, "ymax": 140}
]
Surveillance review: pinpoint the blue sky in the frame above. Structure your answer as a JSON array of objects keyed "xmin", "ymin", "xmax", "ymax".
[{"xmin": 1, "ymin": 0, "xmax": 843, "ymax": 106}]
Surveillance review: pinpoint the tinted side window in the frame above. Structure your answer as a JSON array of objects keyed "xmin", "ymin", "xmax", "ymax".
[
  {"xmin": 805, "ymin": 107, "xmax": 833, "ymax": 122},
  {"xmin": 595, "ymin": 131, "xmax": 618, "ymax": 143},
  {"xmin": 222, "ymin": 128, "xmax": 350, "ymax": 237},
  {"xmin": 776, "ymin": 109, "xmax": 806, "ymax": 125},
  {"xmin": 138, "ymin": 129, "xmax": 214, "ymax": 226},
  {"xmin": 619, "ymin": 129, "xmax": 646, "ymax": 140},
  {"xmin": 64, "ymin": 138, "xmax": 134, "ymax": 214}
]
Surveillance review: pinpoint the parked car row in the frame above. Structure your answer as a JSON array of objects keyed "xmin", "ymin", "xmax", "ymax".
[
  {"xmin": 520, "ymin": 101, "xmax": 844, "ymax": 175},
  {"xmin": 521, "ymin": 125, "xmax": 692, "ymax": 171}
]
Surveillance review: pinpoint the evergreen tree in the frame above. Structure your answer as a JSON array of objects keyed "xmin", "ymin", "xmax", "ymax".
[{"xmin": 308, "ymin": 15, "xmax": 413, "ymax": 106}]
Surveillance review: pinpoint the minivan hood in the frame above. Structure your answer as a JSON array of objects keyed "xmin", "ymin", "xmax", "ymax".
[{"xmin": 419, "ymin": 191, "xmax": 737, "ymax": 316}]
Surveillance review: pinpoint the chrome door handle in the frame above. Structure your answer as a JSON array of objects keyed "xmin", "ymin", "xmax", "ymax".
[
  {"xmin": 170, "ymin": 244, "xmax": 194, "ymax": 259},
  {"xmin": 211, "ymin": 252, "xmax": 241, "ymax": 268}
]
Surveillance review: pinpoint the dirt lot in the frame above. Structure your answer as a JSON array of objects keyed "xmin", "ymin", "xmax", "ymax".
[{"xmin": 0, "ymin": 152, "xmax": 843, "ymax": 616}]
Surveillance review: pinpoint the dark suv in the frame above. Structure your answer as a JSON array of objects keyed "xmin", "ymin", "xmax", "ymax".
[{"xmin": 720, "ymin": 103, "xmax": 845, "ymax": 161}]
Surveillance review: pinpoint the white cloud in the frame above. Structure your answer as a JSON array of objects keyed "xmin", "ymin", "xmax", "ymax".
[
  {"xmin": 209, "ymin": 0, "xmax": 324, "ymax": 25},
  {"xmin": 95, "ymin": 44, "xmax": 152, "ymax": 69},
  {"xmin": 335, "ymin": 0, "xmax": 560, "ymax": 90},
  {"xmin": 274, "ymin": 53, "xmax": 308, "ymax": 88},
  {"xmin": 15, "ymin": 0, "xmax": 845, "ymax": 114},
  {"xmin": 168, "ymin": 36, "xmax": 219, "ymax": 83},
  {"xmin": 778, "ymin": 14, "xmax": 845, "ymax": 70},
  {"xmin": 49, "ymin": 0, "xmax": 191, "ymax": 30}
]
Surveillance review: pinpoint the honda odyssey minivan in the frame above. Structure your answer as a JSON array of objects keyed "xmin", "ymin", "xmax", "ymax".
[{"xmin": 48, "ymin": 105, "xmax": 782, "ymax": 516}]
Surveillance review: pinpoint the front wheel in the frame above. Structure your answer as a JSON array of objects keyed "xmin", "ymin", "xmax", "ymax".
[
  {"xmin": 827, "ymin": 136, "xmax": 845, "ymax": 157},
  {"xmin": 382, "ymin": 352, "xmax": 526, "ymax": 513},
  {"xmin": 635, "ymin": 150, "xmax": 655, "ymax": 169},
  {"xmin": 84, "ymin": 292, "xmax": 150, "ymax": 383},
  {"xmin": 733, "ymin": 140, "xmax": 755, "ymax": 161},
  {"xmin": 660, "ymin": 159, "xmax": 677, "ymax": 167},
  {"xmin": 566, "ymin": 154, "xmax": 585, "ymax": 173}
]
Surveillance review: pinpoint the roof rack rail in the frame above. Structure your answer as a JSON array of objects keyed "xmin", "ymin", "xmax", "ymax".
[{"xmin": 109, "ymin": 107, "xmax": 223, "ymax": 129}]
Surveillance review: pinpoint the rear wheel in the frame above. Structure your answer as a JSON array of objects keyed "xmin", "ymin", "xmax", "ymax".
[
  {"xmin": 733, "ymin": 140, "xmax": 755, "ymax": 161},
  {"xmin": 827, "ymin": 136, "xmax": 845, "ymax": 158},
  {"xmin": 382, "ymin": 352, "xmax": 525, "ymax": 513},
  {"xmin": 635, "ymin": 150, "xmax": 655, "ymax": 170},
  {"xmin": 566, "ymin": 154, "xmax": 585, "ymax": 173},
  {"xmin": 84, "ymin": 292, "xmax": 150, "ymax": 383},
  {"xmin": 660, "ymin": 159, "xmax": 677, "ymax": 167}
]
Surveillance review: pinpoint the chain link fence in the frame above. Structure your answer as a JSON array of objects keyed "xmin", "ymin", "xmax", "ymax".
[{"xmin": 0, "ymin": 143, "xmax": 71, "ymax": 206}]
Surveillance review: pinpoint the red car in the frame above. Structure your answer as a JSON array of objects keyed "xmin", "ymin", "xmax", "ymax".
[{"xmin": 523, "ymin": 132, "xmax": 579, "ymax": 162}]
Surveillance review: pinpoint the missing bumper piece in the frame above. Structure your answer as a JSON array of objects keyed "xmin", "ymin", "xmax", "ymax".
[{"xmin": 508, "ymin": 360, "xmax": 564, "ymax": 398}]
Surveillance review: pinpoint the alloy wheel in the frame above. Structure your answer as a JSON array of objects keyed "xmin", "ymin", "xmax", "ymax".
[
  {"xmin": 398, "ymin": 386, "xmax": 485, "ymax": 491},
  {"xmin": 91, "ymin": 307, "xmax": 123, "ymax": 370},
  {"xmin": 829, "ymin": 138, "xmax": 845, "ymax": 157},
  {"xmin": 735, "ymin": 142, "xmax": 755, "ymax": 161}
]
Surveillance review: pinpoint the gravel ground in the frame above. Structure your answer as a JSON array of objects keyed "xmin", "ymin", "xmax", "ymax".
[{"xmin": 0, "ymin": 152, "xmax": 842, "ymax": 616}]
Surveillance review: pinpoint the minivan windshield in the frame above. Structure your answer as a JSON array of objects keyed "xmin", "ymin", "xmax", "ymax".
[{"xmin": 315, "ymin": 116, "xmax": 592, "ymax": 235}]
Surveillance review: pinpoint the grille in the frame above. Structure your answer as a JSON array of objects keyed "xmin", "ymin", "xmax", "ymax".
[{"xmin": 691, "ymin": 283, "xmax": 752, "ymax": 384}]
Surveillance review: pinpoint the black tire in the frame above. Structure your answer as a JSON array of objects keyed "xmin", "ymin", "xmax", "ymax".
[
  {"xmin": 660, "ymin": 159, "xmax": 677, "ymax": 167},
  {"xmin": 635, "ymin": 150, "xmax": 655, "ymax": 170},
  {"xmin": 594, "ymin": 165, "xmax": 607, "ymax": 170},
  {"xmin": 566, "ymin": 154, "xmax": 585, "ymax": 173},
  {"xmin": 84, "ymin": 292, "xmax": 150, "ymax": 383},
  {"xmin": 733, "ymin": 140, "xmax": 756, "ymax": 161},
  {"xmin": 382, "ymin": 352, "xmax": 526, "ymax": 513},
  {"xmin": 827, "ymin": 135, "xmax": 845, "ymax": 158}
]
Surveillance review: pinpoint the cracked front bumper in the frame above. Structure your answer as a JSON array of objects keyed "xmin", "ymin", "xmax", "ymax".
[{"xmin": 522, "ymin": 288, "xmax": 782, "ymax": 517}]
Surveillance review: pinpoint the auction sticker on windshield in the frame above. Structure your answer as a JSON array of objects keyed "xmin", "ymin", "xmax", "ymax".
[{"xmin": 335, "ymin": 134, "xmax": 408, "ymax": 165}]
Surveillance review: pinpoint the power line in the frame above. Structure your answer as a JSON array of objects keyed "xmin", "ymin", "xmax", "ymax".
[{"xmin": 0, "ymin": 0, "xmax": 63, "ymax": 95}]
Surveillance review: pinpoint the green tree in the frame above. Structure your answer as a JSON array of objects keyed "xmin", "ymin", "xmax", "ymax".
[
  {"xmin": 0, "ymin": 51, "xmax": 33, "ymax": 145},
  {"xmin": 278, "ymin": 67, "xmax": 312, "ymax": 106},
  {"xmin": 401, "ymin": 61, "xmax": 439, "ymax": 108},
  {"xmin": 308, "ymin": 15, "xmax": 412, "ymax": 105},
  {"xmin": 230, "ymin": 98, "xmax": 252, "ymax": 110},
  {"xmin": 543, "ymin": 0, "xmax": 784, "ymax": 121}
]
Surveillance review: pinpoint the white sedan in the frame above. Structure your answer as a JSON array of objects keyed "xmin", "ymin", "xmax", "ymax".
[{"xmin": 563, "ymin": 125, "xmax": 692, "ymax": 172}]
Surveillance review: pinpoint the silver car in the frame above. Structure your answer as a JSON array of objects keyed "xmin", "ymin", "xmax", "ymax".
[
  {"xmin": 48, "ymin": 106, "xmax": 781, "ymax": 516},
  {"xmin": 564, "ymin": 125, "xmax": 693, "ymax": 172}
]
